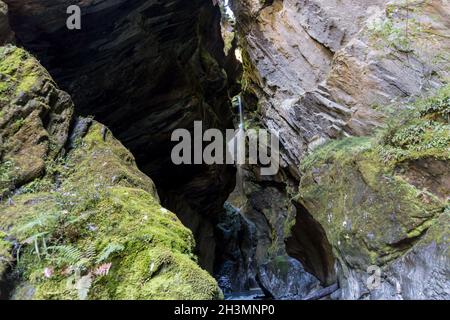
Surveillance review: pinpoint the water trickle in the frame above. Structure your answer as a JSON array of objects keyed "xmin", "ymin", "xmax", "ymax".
[
  {"xmin": 237, "ymin": 95, "xmax": 244, "ymax": 130},
  {"xmin": 236, "ymin": 95, "xmax": 244, "ymax": 196}
]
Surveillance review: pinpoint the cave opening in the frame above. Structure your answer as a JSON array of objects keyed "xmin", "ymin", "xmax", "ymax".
[{"xmin": 286, "ymin": 202, "xmax": 336, "ymax": 286}]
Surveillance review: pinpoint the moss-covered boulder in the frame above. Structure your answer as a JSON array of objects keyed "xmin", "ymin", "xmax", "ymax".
[
  {"xmin": 0, "ymin": 46, "xmax": 221, "ymax": 300},
  {"xmin": 0, "ymin": 45, "xmax": 73, "ymax": 196},
  {"xmin": 295, "ymin": 86, "xmax": 450, "ymax": 299}
]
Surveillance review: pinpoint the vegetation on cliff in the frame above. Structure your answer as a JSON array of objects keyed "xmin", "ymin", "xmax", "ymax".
[
  {"xmin": 294, "ymin": 85, "xmax": 449, "ymax": 298},
  {"xmin": 0, "ymin": 46, "xmax": 221, "ymax": 300}
]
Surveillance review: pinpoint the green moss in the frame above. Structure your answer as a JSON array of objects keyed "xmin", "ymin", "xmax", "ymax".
[
  {"xmin": 10, "ymin": 185, "xmax": 220, "ymax": 300},
  {"xmin": 377, "ymin": 85, "xmax": 450, "ymax": 166},
  {"xmin": 0, "ymin": 45, "xmax": 28, "ymax": 76},
  {"xmin": 62, "ymin": 123, "xmax": 158, "ymax": 197},
  {"xmin": 94, "ymin": 248, "xmax": 221, "ymax": 300},
  {"xmin": 0, "ymin": 122, "xmax": 221, "ymax": 300},
  {"xmin": 297, "ymin": 86, "xmax": 449, "ymax": 268},
  {"xmin": 11, "ymin": 118, "xmax": 25, "ymax": 133},
  {"xmin": 0, "ymin": 159, "xmax": 14, "ymax": 195},
  {"xmin": 417, "ymin": 84, "xmax": 450, "ymax": 121},
  {"xmin": 300, "ymin": 137, "xmax": 373, "ymax": 172},
  {"xmin": 0, "ymin": 45, "xmax": 49, "ymax": 100},
  {"xmin": 0, "ymin": 230, "xmax": 13, "ymax": 277}
]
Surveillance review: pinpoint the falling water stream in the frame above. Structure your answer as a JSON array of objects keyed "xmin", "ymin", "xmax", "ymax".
[
  {"xmin": 237, "ymin": 95, "xmax": 244, "ymax": 130},
  {"xmin": 236, "ymin": 96, "xmax": 245, "ymax": 196},
  {"xmin": 221, "ymin": 97, "xmax": 267, "ymax": 300}
]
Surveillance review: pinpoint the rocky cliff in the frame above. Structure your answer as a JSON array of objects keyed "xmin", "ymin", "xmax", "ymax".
[
  {"xmin": 0, "ymin": 0, "xmax": 449, "ymax": 301},
  {"xmin": 229, "ymin": 0, "xmax": 450, "ymax": 299},
  {"xmin": 295, "ymin": 87, "xmax": 449, "ymax": 299},
  {"xmin": 232, "ymin": 0, "xmax": 449, "ymax": 172},
  {"xmin": 0, "ymin": 43, "xmax": 221, "ymax": 300},
  {"xmin": 4, "ymin": 0, "xmax": 238, "ymax": 272},
  {"xmin": 0, "ymin": 0, "xmax": 233, "ymax": 300}
]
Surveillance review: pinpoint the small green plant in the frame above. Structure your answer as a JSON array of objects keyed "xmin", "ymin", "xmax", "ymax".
[
  {"xmin": 417, "ymin": 86, "xmax": 450, "ymax": 122},
  {"xmin": 376, "ymin": 85, "xmax": 450, "ymax": 164},
  {"xmin": 367, "ymin": 0, "xmax": 423, "ymax": 52},
  {"xmin": 0, "ymin": 160, "xmax": 14, "ymax": 194},
  {"xmin": 96, "ymin": 242, "xmax": 124, "ymax": 264},
  {"xmin": 11, "ymin": 118, "xmax": 25, "ymax": 133}
]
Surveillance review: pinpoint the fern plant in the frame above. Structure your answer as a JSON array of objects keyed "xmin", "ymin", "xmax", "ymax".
[
  {"xmin": 15, "ymin": 212, "xmax": 62, "ymax": 262},
  {"xmin": 48, "ymin": 242, "xmax": 123, "ymax": 299},
  {"xmin": 15, "ymin": 206, "xmax": 125, "ymax": 300},
  {"xmin": 48, "ymin": 245, "xmax": 84, "ymax": 266},
  {"xmin": 95, "ymin": 243, "xmax": 124, "ymax": 263}
]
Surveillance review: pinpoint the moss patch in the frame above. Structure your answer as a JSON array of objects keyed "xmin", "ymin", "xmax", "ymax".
[
  {"xmin": 0, "ymin": 123, "xmax": 221, "ymax": 300},
  {"xmin": 297, "ymin": 85, "xmax": 449, "ymax": 269}
]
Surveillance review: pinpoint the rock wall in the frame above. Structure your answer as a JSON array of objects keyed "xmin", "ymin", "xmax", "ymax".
[
  {"xmin": 296, "ymin": 89, "xmax": 450, "ymax": 299},
  {"xmin": 230, "ymin": 0, "xmax": 450, "ymax": 299},
  {"xmin": 4, "ymin": 0, "xmax": 239, "ymax": 272},
  {"xmin": 233, "ymin": 0, "xmax": 449, "ymax": 173},
  {"xmin": 1, "ymin": 0, "xmax": 449, "ymax": 301},
  {"xmin": 0, "ymin": 44, "xmax": 221, "ymax": 300},
  {"xmin": 0, "ymin": 1, "xmax": 12, "ymax": 45}
]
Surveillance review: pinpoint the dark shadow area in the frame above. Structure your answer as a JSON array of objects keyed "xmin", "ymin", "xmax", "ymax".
[{"xmin": 286, "ymin": 202, "xmax": 336, "ymax": 286}]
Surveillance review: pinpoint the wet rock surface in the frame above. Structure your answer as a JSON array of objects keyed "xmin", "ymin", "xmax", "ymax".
[
  {"xmin": 214, "ymin": 202, "xmax": 259, "ymax": 294},
  {"xmin": 258, "ymin": 256, "xmax": 322, "ymax": 300}
]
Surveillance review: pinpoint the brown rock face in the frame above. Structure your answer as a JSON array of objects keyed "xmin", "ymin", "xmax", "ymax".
[
  {"xmin": 232, "ymin": 0, "xmax": 450, "ymax": 175},
  {"xmin": 0, "ymin": 1, "xmax": 13, "ymax": 45},
  {"xmin": 228, "ymin": 0, "xmax": 450, "ymax": 299},
  {"xmin": 5, "ymin": 0, "xmax": 238, "ymax": 271}
]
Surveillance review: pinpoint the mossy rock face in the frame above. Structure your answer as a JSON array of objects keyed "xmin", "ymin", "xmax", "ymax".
[
  {"xmin": 0, "ymin": 122, "xmax": 222, "ymax": 300},
  {"xmin": 296, "ymin": 86, "xmax": 449, "ymax": 299},
  {"xmin": 0, "ymin": 45, "xmax": 73, "ymax": 196},
  {"xmin": 0, "ymin": 46, "xmax": 221, "ymax": 300}
]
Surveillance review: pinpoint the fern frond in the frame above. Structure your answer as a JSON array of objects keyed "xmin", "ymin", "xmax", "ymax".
[
  {"xmin": 96, "ymin": 243, "xmax": 124, "ymax": 263},
  {"xmin": 84, "ymin": 243, "xmax": 96, "ymax": 262},
  {"xmin": 75, "ymin": 274, "xmax": 92, "ymax": 300},
  {"xmin": 49, "ymin": 245, "xmax": 83, "ymax": 265},
  {"xmin": 15, "ymin": 212, "xmax": 60, "ymax": 235}
]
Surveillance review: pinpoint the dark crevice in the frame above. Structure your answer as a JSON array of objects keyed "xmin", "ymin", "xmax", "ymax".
[
  {"xmin": 4, "ymin": 0, "xmax": 239, "ymax": 274},
  {"xmin": 286, "ymin": 202, "xmax": 336, "ymax": 286}
]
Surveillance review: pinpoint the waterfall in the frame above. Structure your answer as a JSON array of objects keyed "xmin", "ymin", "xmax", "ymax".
[
  {"xmin": 236, "ymin": 95, "xmax": 244, "ymax": 196},
  {"xmin": 238, "ymin": 95, "xmax": 244, "ymax": 130}
]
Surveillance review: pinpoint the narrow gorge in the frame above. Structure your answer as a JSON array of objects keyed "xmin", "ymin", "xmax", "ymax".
[{"xmin": 0, "ymin": 0, "xmax": 449, "ymax": 300}]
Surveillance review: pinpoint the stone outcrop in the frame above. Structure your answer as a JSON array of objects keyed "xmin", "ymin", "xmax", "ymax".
[
  {"xmin": 1, "ymin": 0, "xmax": 448, "ymax": 301},
  {"xmin": 4, "ymin": 0, "xmax": 238, "ymax": 272},
  {"xmin": 232, "ymin": 0, "xmax": 450, "ymax": 174},
  {"xmin": 0, "ymin": 45, "xmax": 221, "ymax": 300},
  {"xmin": 296, "ymin": 88, "xmax": 449, "ymax": 299},
  {"xmin": 0, "ymin": 45, "xmax": 73, "ymax": 196},
  {"xmin": 230, "ymin": 0, "xmax": 450, "ymax": 299}
]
